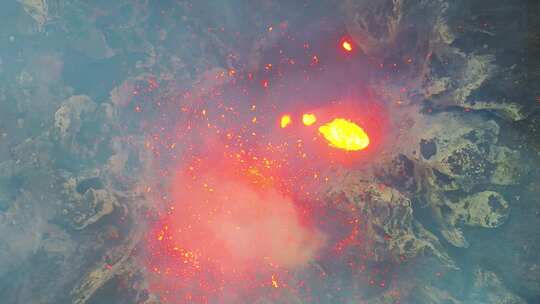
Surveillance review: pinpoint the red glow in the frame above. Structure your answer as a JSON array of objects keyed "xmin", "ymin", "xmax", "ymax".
[
  {"xmin": 138, "ymin": 31, "xmax": 393, "ymax": 302},
  {"xmin": 146, "ymin": 155, "xmax": 325, "ymax": 302},
  {"xmin": 169, "ymin": 162, "xmax": 324, "ymax": 269}
]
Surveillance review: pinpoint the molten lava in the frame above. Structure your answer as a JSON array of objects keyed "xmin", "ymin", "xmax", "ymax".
[
  {"xmin": 318, "ymin": 118, "xmax": 370, "ymax": 151},
  {"xmin": 280, "ymin": 114, "xmax": 292, "ymax": 128},
  {"xmin": 342, "ymin": 40, "xmax": 353, "ymax": 52},
  {"xmin": 302, "ymin": 113, "xmax": 317, "ymax": 126}
]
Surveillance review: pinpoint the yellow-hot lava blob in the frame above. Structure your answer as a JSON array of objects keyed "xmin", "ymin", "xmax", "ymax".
[
  {"xmin": 342, "ymin": 41, "xmax": 353, "ymax": 52},
  {"xmin": 302, "ymin": 113, "xmax": 317, "ymax": 126},
  {"xmin": 318, "ymin": 118, "xmax": 370, "ymax": 151},
  {"xmin": 280, "ymin": 114, "xmax": 292, "ymax": 128}
]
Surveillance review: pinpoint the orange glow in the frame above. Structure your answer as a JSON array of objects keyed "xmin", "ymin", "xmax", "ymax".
[
  {"xmin": 302, "ymin": 113, "xmax": 317, "ymax": 126},
  {"xmin": 280, "ymin": 114, "xmax": 292, "ymax": 128},
  {"xmin": 342, "ymin": 40, "xmax": 353, "ymax": 52},
  {"xmin": 271, "ymin": 274, "xmax": 279, "ymax": 288},
  {"xmin": 318, "ymin": 118, "xmax": 369, "ymax": 151}
]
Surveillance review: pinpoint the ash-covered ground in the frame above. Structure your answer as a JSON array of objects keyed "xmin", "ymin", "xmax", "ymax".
[{"xmin": 0, "ymin": 1, "xmax": 539, "ymax": 303}]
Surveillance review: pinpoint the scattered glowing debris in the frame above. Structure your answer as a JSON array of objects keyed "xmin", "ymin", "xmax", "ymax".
[
  {"xmin": 342, "ymin": 40, "xmax": 353, "ymax": 52},
  {"xmin": 302, "ymin": 113, "xmax": 317, "ymax": 126},
  {"xmin": 280, "ymin": 114, "xmax": 292, "ymax": 128},
  {"xmin": 318, "ymin": 118, "xmax": 370, "ymax": 151},
  {"xmin": 139, "ymin": 28, "xmax": 391, "ymax": 301}
]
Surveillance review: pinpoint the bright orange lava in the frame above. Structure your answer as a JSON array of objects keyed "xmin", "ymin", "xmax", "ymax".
[
  {"xmin": 302, "ymin": 113, "xmax": 317, "ymax": 126},
  {"xmin": 280, "ymin": 114, "xmax": 292, "ymax": 128},
  {"xmin": 342, "ymin": 41, "xmax": 353, "ymax": 52},
  {"xmin": 318, "ymin": 118, "xmax": 369, "ymax": 151}
]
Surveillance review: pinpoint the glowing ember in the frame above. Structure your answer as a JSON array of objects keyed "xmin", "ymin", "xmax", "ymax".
[
  {"xmin": 318, "ymin": 118, "xmax": 370, "ymax": 151},
  {"xmin": 302, "ymin": 113, "xmax": 317, "ymax": 126},
  {"xmin": 342, "ymin": 40, "xmax": 353, "ymax": 52},
  {"xmin": 280, "ymin": 114, "xmax": 292, "ymax": 128},
  {"xmin": 271, "ymin": 274, "xmax": 279, "ymax": 288}
]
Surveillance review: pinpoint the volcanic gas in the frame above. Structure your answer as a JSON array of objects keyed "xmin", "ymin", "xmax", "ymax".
[{"xmin": 146, "ymin": 156, "xmax": 326, "ymax": 302}]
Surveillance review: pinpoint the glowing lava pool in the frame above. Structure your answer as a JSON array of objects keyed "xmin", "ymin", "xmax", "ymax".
[{"xmin": 318, "ymin": 118, "xmax": 370, "ymax": 151}]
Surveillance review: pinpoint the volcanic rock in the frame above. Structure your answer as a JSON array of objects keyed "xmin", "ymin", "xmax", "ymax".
[
  {"xmin": 325, "ymin": 172, "xmax": 456, "ymax": 269},
  {"xmin": 468, "ymin": 268, "xmax": 527, "ymax": 304}
]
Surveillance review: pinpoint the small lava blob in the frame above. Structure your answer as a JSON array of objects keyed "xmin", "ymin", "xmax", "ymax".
[
  {"xmin": 302, "ymin": 113, "xmax": 317, "ymax": 126},
  {"xmin": 280, "ymin": 114, "xmax": 292, "ymax": 128},
  {"xmin": 342, "ymin": 40, "xmax": 353, "ymax": 52}
]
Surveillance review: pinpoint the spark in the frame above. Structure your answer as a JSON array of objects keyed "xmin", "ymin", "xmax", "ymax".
[
  {"xmin": 318, "ymin": 118, "xmax": 369, "ymax": 151},
  {"xmin": 280, "ymin": 114, "xmax": 292, "ymax": 128},
  {"xmin": 302, "ymin": 113, "xmax": 317, "ymax": 126}
]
